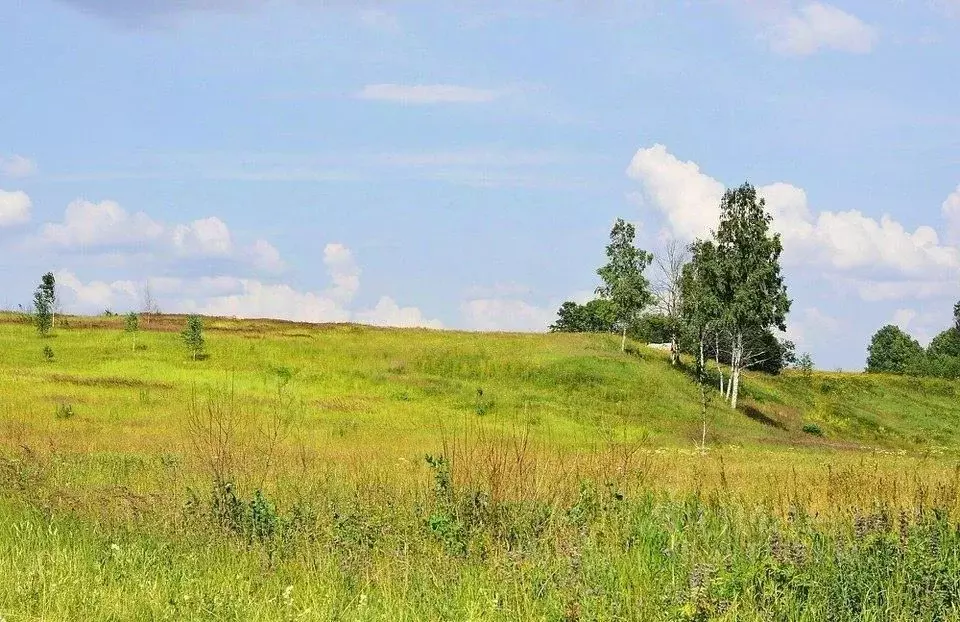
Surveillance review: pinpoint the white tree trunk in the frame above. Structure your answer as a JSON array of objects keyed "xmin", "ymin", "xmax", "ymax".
[
  {"xmin": 730, "ymin": 331, "xmax": 743, "ymax": 409},
  {"xmin": 621, "ymin": 326, "xmax": 627, "ymax": 353},
  {"xmin": 715, "ymin": 333, "xmax": 724, "ymax": 394}
]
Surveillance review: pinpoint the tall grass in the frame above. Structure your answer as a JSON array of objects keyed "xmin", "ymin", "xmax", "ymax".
[{"xmin": 4, "ymin": 314, "xmax": 960, "ymax": 619}]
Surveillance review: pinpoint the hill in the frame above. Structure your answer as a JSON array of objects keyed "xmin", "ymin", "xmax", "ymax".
[
  {"xmin": 4, "ymin": 312, "xmax": 960, "ymax": 620},
  {"xmin": 1, "ymin": 311, "xmax": 959, "ymax": 457}
]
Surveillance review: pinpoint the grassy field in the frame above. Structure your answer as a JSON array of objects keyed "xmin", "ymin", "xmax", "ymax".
[{"xmin": 3, "ymin": 312, "xmax": 960, "ymax": 620}]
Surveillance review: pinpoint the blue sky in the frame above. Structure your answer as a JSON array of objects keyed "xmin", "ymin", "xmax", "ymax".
[{"xmin": 2, "ymin": 0, "xmax": 959, "ymax": 369}]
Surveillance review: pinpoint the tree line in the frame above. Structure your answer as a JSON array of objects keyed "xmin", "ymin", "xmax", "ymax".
[
  {"xmin": 866, "ymin": 303, "xmax": 960, "ymax": 379},
  {"xmin": 550, "ymin": 182, "xmax": 795, "ymax": 410}
]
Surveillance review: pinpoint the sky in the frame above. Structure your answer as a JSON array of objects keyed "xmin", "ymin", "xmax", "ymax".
[{"xmin": 2, "ymin": 0, "xmax": 959, "ymax": 370}]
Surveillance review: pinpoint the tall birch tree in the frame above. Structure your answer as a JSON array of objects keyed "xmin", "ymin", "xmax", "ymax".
[
  {"xmin": 713, "ymin": 183, "xmax": 791, "ymax": 409},
  {"xmin": 596, "ymin": 218, "xmax": 654, "ymax": 353}
]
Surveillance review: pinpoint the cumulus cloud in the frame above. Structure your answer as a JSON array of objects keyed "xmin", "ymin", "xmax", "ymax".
[
  {"xmin": 891, "ymin": 307, "xmax": 947, "ymax": 346},
  {"xmin": 763, "ymin": 2, "xmax": 878, "ymax": 56},
  {"xmin": 627, "ymin": 144, "xmax": 960, "ymax": 299},
  {"xmin": 40, "ymin": 200, "xmax": 164, "ymax": 248},
  {"xmin": 355, "ymin": 296, "xmax": 444, "ymax": 329},
  {"xmin": 461, "ymin": 297, "xmax": 556, "ymax": 332},
  {"xmin": 172, "ymin": 217, "xmax": 233, "ymax": 257},
  {"xmin": 942, "ymin": 185, "xmax": 960, "ymax": 243},
  {"xmin": 0, "ymin": 189, "xmax": 32, "ymax": 227},
  {"xmin": 0, "ymin": 155, "xmax": 37, "ymax": 178},
  {"xmin": 56, "ymin": 270, "xmax": 138, "ymax": 311},
  {"xmin": 193, "ymin": 280, "xmax": 353, "ymax": 323},
  {"xmin": 356, "ymin": 84, "xmax": 502, "ymax": 105},
  {"xmin": 38, "ymin": 199, "xmax": 282, "ymax": 271},
  {"xmin": 323, "ymin": 243, "xmax": 360, "ymax": 303},
  {"xmin": 250, "ymin": 239, "xmax": 285, "ymax": 272},
  {"xmin": 626, "ymin": 144, "xmax": 724, "ymax": 240},
  {"xmin": 55, "ymin": 242, "xmax": 441, "ymax": 329}
]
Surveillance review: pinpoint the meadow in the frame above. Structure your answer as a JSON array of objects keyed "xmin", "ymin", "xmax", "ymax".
[{"xmin": 3, "ymin": 311, "xmax": 960, "ymax": 620}]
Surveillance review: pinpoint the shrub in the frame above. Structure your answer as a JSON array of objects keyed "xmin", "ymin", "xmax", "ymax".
[
  {"xmin": 42, "ymin": 345, "xmax": 55, "ymax": 362},
  {"xmin": 802, "ymin": 423, "xmax": 823, "ymax": 437},
  {"xmin": 181, "ymin": 315, "xmax": 205, "ymax": 361},
  {"xmin": 56, "ymin": 403, "xmax": 75, "ymax": 419}
]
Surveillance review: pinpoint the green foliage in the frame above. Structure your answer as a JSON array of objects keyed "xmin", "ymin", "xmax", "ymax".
[
  {"xmin": 125, "ymin": 312, "xmax": 140, "ymax": 352},
  {"xmin": 181, "ymin": 315, "xmax": 205, "ymax": 361},
  {"xmin": 549, "ymin": 298, "xmax": 616, "ymax": 333},
  {"xmin": 713, "ymin": 183, "xmax": 791, "ymax": 335},
  {"xmin": 796, "ymin": 352, "xmax": 814, "ymax": 378},
  {"xmin": 55, "ymin": 403, "xmax": 74, "ymax": 419},
  {"xmin": 802, "ymin": 423, "xmax": 823, "ymax": 436},
  {"xmin": 928, "ymin": 328, "xmax": 960, "ymax": 359},
  {"xmin": 596, "ymin": 218, "xmax": 653, "ymax": 350},
  {"xmin": 33, "ymin": 272, "xmax": 55, "ymax": 337},
  {"xmin": 42, "ymin": 345, "xmax": 54, "ymax": 362},
  {"xmin": 866, "ymin": 325, "xmax": 923, "ymax": 374},
  {"xmin": 630, "ymin": 312, "xmax": 673, "ymax": 344}
]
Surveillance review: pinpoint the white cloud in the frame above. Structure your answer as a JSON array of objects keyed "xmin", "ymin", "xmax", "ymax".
[
  {"xmin": 355, "ymin": 296, "xmax": 443, "ymax": 329},
  {"xmin": 57, "ymin": 240, "xmax": 439, "ymax": 329},
  {"xmin": 627, "ymin": 144, "xmax": 960, "ymax": 299},
  {"xmin": 0, "ymin": 189, "xmax": 31, "ymax": 227},
  {"xmin": 852, "ymin": 278, "xmax": 956, "ymax": 302},
  {"xmin": 356, "ymin": 84, "xmax": 502, "ymax": 105},
  {"xmin": 891, "ymin": 307, "xmax": 947, "ymax": 345},
  {"xmin": 461, "ymin": 298, "xmax": 555, "ymax": 332},
  {"xmin": 193, "ymin": 280, "xmax": 352, "ymax": 323},
  {"xmin": 764, "ymin": 3, "xmax": 878, "ymax": 56},
  {"xmin": 41, "ymin": 200, "xmax": 164, "ymax": 248},
  {"xmin": 323, "ymin": 243, "xmax": 360, "ymax": 303},
  {"xmin": 38, "ymin": 199, "xmax": 284, "ymax": 271},
  {"xmin": 172, "ymin": 217, "xmax": 233, "ymax": 257},
  {"xmin": 626, "ymin": 144, "xmax": 724, "ymax": 240},
  {"xmin": 0, "ymin": 155, "xmax": 37, "ymax": 178},
  {"xmin": 56, "ymin": 270, "xmax": 138, "ymax": 311},
  {"xmin": 250, "ymin": 239, "xmax": 285, "ymax": 272}
]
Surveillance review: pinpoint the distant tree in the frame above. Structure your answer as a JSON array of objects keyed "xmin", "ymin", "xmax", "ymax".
[
  {"xmin": 652, "ymin": 240, "xmax": 688, "ymax": 365},
  {"xmin": 125, "ymin": 312, "xmax": 140, "ymax": 352},
  {"xmin": 33, "ymin": 272, "xmax": 55, "ymax": 337},
  {"xmin": 181, "ymin": 315, "xmax": 205, "ymax": 361},
  {"xmin": 866, "ymin": 325, "xmax": 923, "ymax": 374},
  {"xmin": 796, "ymin": 352, "xmax": 814, "ymax": 378},
  {"xmin": 596, "ymin": 218, "xmax": 654, "ymax": 353},
  {"xmin": 40, "ymin": 272, "xmax": 58, "ymax": 329},
  {"xmin": 713, "ymin": 183, "xmax": 791, "ymax": 409},
  {"xmin": 630, "ymin": 313, "xmax": 673, "ymax": 344},
  {"xmin": 927, "ymin": 327, "xmax": 960, "ymax": 359},
  {"xmin": 550, "ymin": 299, "xmax": 617, "ymax": 333}
]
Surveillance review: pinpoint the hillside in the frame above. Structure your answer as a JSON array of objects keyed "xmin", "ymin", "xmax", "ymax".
[
  {"xmin": 2, "ymin": 311, "xmax": 959, "ymax": 456},
  {"xmin": 6, "ymin": 312, "xmax": 960, "ymax": 620}
]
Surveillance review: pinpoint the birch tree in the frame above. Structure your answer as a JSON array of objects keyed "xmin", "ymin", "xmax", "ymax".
[
  {"xmin": 713, "ymin": 183, "xmax": 791, "ymax": 409},
  {"xmin": 653, "ymin": 239, "xmax": 688, "ymax": 365},
  {"xmin": 596, "ymin": 218, "xmax": 654, "ymax": 352}
]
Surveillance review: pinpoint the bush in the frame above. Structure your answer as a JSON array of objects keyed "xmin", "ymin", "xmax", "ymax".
[
  {"xmin": 42, "ymin": 345, "xmax": 55, "ymax": 362},
  {"xmin": 56, "ymin": 403, "xmax": 75, "ymax": 419},
  {"xmin": 802, "ymin": 423, "xmax": 823, "ymax": 437}
]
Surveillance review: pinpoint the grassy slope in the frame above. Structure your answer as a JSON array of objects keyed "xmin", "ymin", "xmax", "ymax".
[
  {"xmin": 1, "ymin": 311, "xmax": 959, "ymax": 457},
  {"xmin": 5, "ymin": 313, "xmax": 960, "ymax": 620}
]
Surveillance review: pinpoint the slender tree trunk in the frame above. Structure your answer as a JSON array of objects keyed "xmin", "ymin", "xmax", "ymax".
[
  {"xmin": 621, "ymin": 326, "xmax": 627, "ymax": 353},
  {"xmin": 730, "ymin": 331, "xmax": 742, "ymax": 409},
  {"xmin": 670, "ymin": 331, "xmax": 679, "ymax": 366},
  {"xmin": 715, "ymin": 332, "xmax": 724, "ymax": 394}
]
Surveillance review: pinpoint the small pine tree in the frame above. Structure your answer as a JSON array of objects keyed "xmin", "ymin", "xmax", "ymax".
[
  {"xmin": 125, "ymin": 312, "xmax": 140, "ymax": 352},
  {"xmin": 181, "ymin": 315, "xmax": 205, "ymax": 361}
]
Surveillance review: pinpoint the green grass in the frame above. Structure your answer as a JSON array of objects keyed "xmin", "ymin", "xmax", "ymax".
[{"xmin": 4, "ymin": 312, "xmax": 960, "ymax": 619}]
